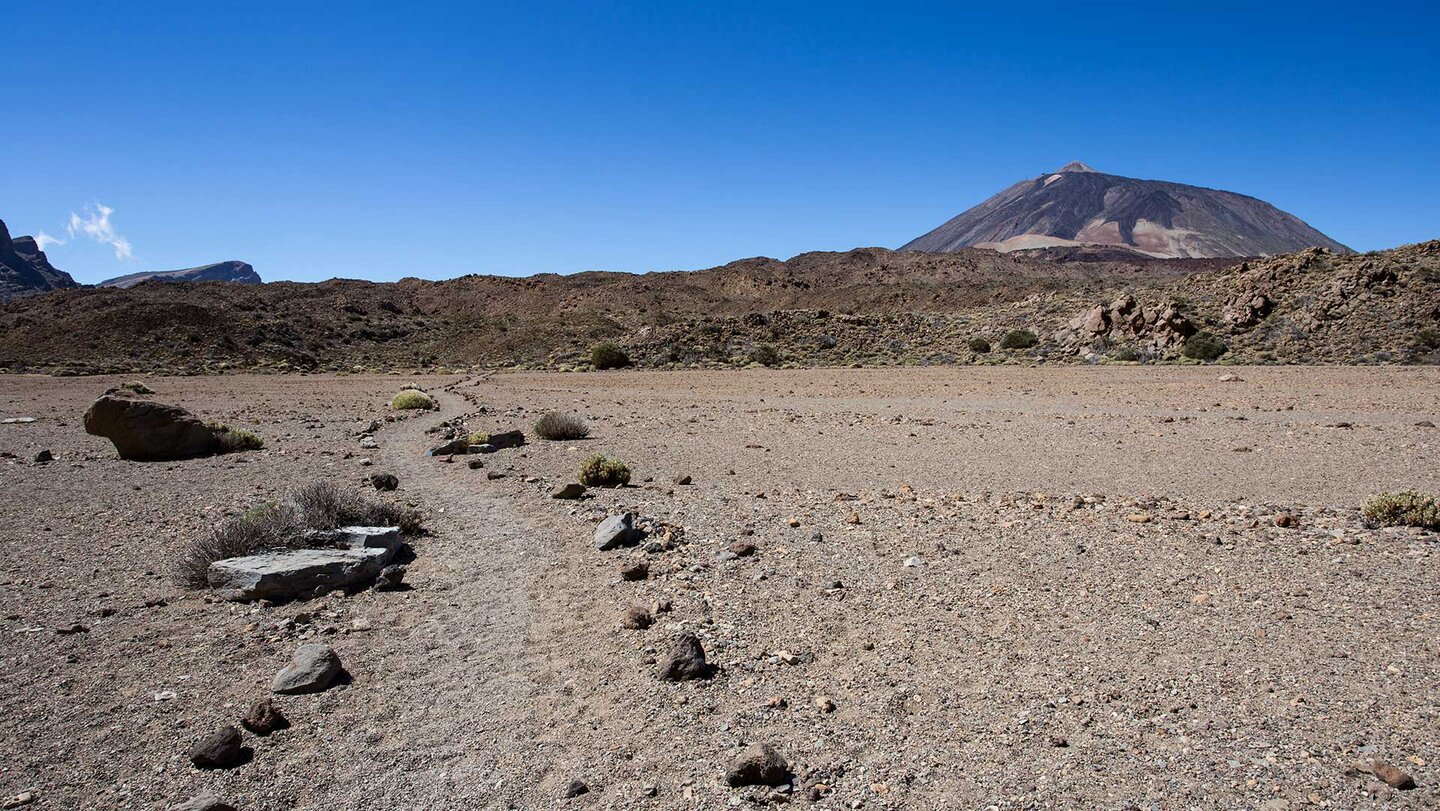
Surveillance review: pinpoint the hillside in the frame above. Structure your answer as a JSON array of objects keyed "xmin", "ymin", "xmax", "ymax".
[
  {"xmin": 99, "ymin": 260, "xmax": 262, "ymax": 288},
  {"xmin": 903, "ymin": 162, "xmax": 1351, "ymax": 258},
  {"xmin": 0, "ymin": 219, "xmax": 79, "ymax": 300},
  {"xmin": 0, "ymin": 241, "xmax": 1434, "ymax": 374}
]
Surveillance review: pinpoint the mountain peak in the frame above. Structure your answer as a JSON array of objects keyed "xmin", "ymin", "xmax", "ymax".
[{"xmin": 1055, "ymin": 161, "xmax": 1099, "ymax": 174}]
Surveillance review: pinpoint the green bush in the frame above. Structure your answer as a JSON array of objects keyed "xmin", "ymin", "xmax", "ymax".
[
  {"xmin": 967, "ymin": 337, "xmax": 991, "ymax": 353},
  {"xmin": 750, "ymin": 344, "xmax": 780, "ymax": 366},
  {"xmin": 1182, "ymin": 332, "xmax": 1227, "ymax": 362},
  {"xmin": 999, "ymin": 330, "xmax": 1038, "ymax": 350},
  {"xmin": 1362, "ymin": 492, "xmax": 1440, "ymax": 530},
  {"xmin": 591, "ymin": 342, "xmax": 631, "ymax": 370},
  {"xmin": 578, "ymin": 454, "xmax": 631, "ymax": 487},
  {"xmin": 1110, "ymin": 346, "xmax": 1139, "ymax": 362},
  {"xmin": 208, "ymin": 423, "xmax": 265, "ymax": 453},
  {"xmin": 391, "ymin": 389, "xmax": 435, "ymax": 410},
  {"xmin": 534, "ymin": 412, "xmax": 590, "ymax": 440},
  {"xmin": 1417, "ymin": 328, "xmax": 1440, "ymax": 350}
]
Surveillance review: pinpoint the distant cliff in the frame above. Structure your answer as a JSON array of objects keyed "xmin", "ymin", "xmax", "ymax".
[
  {"xmin": 99, "ymin": 260, "xmax": 261, "ymax": 289},
  {"xmin": 0, "ymin": 219, "xmax": 79, "ymax": 300}
]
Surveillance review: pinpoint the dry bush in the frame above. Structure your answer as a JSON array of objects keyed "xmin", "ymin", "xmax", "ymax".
[
  {"xmin": 208, "ymin": 423, "xmax": 264, "ymax": 452},
  {"xmin": 290, "ymin": 480, "xmax": 421, "ymax": 531},
  {"xmin": 534, "ymin": 412, "xmax": 590, "ymax": 441},
  {"xmin": 175, "ymin": 503, "xmax": 305, "ymax": 588},
  {"xmin": 391, "ymin": 390, "xmax": 434, "ymax": 410}
]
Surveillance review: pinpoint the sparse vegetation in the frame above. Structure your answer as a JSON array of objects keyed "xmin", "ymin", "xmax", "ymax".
[
  {"xmin": 591, "ymin": 342, "xmax": 631, "ymax": 370},
  {"xmin": 175, "ymin": 503, "xmax": 305, "ymax": 588},
  {"xmin": 967, "ymin": 337, "xmax": 991, "ymax": 353},
  {"xmin": 1182, "ymin": 332, "xmax": 1228, "ymax": 362},
  {"xmin": 1417, "ymin": 328, "xmax": 1440, "ymax": 350},
  {"xmin": 1362, "ymin": 491, "xmax": 1440, "ymax": 530},
  {"xmin": 534, "ymin": 412, "xmax": 590, "ymax": 440},
  {"xmin": 391, "ymin": 389, "xmax": 435, "ymax": 410},
  {"xmin": 1110, "ymin": 346, "xmax": 1139, "ymax": 362},
  {"xmin": 750, "ymin": 344, "xmax": 780, "ymax": 367},
  {"xmin": 290, "ymin": 480, "xmax": 423, "ymax": 533},
  {"xmin": 578, "ymin": 454, "xmax": 631, "ymax": 487},
  {"xmin": 999, "ymin": 330, "xmax": 1038, "ymax": 350},
  {"xmin": 467, "ymin": 431, "xmax": 489, "ymax": 445},
  {"xmin": 208, "ymin": 423, "xmax": 265, "ymax": 452}
]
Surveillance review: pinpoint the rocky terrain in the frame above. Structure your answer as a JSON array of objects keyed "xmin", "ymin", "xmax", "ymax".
[
  {"xmin": 0, "ymin": 219, "xmax": 79, "ymax": 301},
  {"xmin": 902, "ymin": 162, "xmax": 1351, "ymax": 258},
  {"xmin": 99, "ymin": 261, "xmax": 262, "ymax": 289},
  {"xmin": 1, "ymin": 367, "xmax": 1437, "ymax": 809},
  {"xmin": 1, "ymin": 241, "xmax": 1435, "ymax": 375}
]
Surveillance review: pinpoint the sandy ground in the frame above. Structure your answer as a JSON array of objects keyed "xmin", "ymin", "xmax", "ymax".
[{"xmin": 0, "ymin": 367, "xmax": 1437, "ymax": 810}]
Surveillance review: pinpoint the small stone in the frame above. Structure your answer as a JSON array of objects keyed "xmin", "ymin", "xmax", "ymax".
[
  {"xmin": 33, "ymin": 450, "xmax": 53, "ymax": 463},
  {"xmin": 1274, "ymin": 512, "xmax": 1298, "ymax": 528},
  {"xmin": 1049, "ymin": 736, "xmax": 1069, "ymax": 748},
  {"xmin": 1127, "ymin": 513, "xmax": 1152, "ymax": 523},
  {"xmin": 486, "ymin": 471, "xmax": 505, "ymax": 480},
  {"xmin": 467, "ymin": 458, "xmax": 484, "ymax": 469},
  {"xmin": 659, "ymin": 633, "xmax": 711, "ymax": 681},
  {"xmin": 902, "ymin": 556, "xmax": 923, "ymax": 568},
  {"xmin": 189, "ymin": 726, "xmax": 244, "ymax": 769},
  {"xmin": 1371, "ymin": 760, "xmax": 1417, "ymax": 790},
  {"xmin": 240, "ymin": 698, "xmax": 288, "ymax": 735},
  {"xmin": 673, "ymin": 474, "xmax": 693, "ymax": 485},
  {"xmin": 272, "ymin": 644, "xmax": 342, "ymax": 694},
  {"xmin": 729, "ymin": 541, "xmax": 757, "ymax": 557},
  {"xmin": 594, "ymin": 513, "xmax": 641, "ymax": 551},
  {"xmin": 359, "ymin": 436, "xmax": 379, "ymax": 449},
  {"xmin": 562, "ymin": 779, "xmax": 590, "ymax": 799},
  {"xmin": 621, "ymin": 604, "xmax": 652, "ymax": 630},
  {"xmin": 168, "ymin": 795, "xmax": 236, "ymax": 811},
  {"xmin": 620, "ymin": 560, "xmax": 649, "ymax": 581},
  {"xmin": 845, "ymin": 512, "xmax": 861, "ymax": 525},
  {"xmin": 2, "ymin": 793, "xmax": 36, "ymax": 810},
  {"xmin": 726, "ymin": 742, "xmax": 791, "ymax": 787},
  {"xmin": 55, "ymin": 622, "xmax": 88, "ymax": 635},
  {"xmin": 814, "ymin": 696, "xmax": 836, "ymax": 713},
  {"xmin": 552, "ymin": 482, "xmax": 587, "ymax": 499},
  {"xmin": 369, "ymin": 472, "xmax": 399, "ymax": 491},
  {"xmin": 374, "ymin": 564, "xmax": 407, "ymax": 591},
  {"xmin": 1218, "ymin": 373, "xmax": 1244, "ymax": 382}
]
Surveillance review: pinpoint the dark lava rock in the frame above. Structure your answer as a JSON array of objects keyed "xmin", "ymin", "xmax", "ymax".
[
  {"xmin": 484, "ymin": 429, "xmax": 526, "ymax": 449},
  {"xmin": 552, "ymin": 482, "xmax": 587, "ymax": 500},
  {"xmin": 1372, "ymin": 760, "xmax": 1417, "ymax": 790},
  {"xmin": 240, "ymin": 699, "xmax": 288, "ymax": 735},
  {"xmin": 369, "ymin": 472, "xmax": 399, "ymax": 491},
  {"xmin": 33, "ymin": 449, "xmax": 53, "ymax": 463},
  {"xmin": 673, "ymin": 474, "xmax": 693, "ymax": 486},
  {"xmin": 729, "ymin": 541, "xmax": 757, "ymax": 557},
  {"xmin": 725, "ymin": 742, "xmax": 791, "ymax": 787},
  {"xmin": 659, "ymin": 633, "xmax": 711, "ymax": 681},
  {"xmin": 189, "ymin": 726, "xmax": 244, "ymax": 769},
  {"xmin": 621, "ymin": 604, "xmax": 652, "ymax": 630},
  {"xmin": 562, "ymin": 779, "xmax": 590, "ymax": 799},
  {"xmin": 375, "ymin": 564, "xmax": 407, "ymax": 591},
  {"xmin": 620, "ymin": 561, "xmax": 649, "ymax": 581},
  {"xmin": 83, "ymin": 394, "xmax": 224, "ymax": 461}
]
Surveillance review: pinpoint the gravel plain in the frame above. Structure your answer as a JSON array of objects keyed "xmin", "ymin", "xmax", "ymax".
[{"xmin": 1, "ymin": 366, "xmax": 1437, "ymax": 810}]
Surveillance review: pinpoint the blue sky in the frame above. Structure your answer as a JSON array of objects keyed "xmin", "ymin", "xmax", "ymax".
[{"xmin": 4, "ymin": 1, "xmax": 1437, "ymax": 284}]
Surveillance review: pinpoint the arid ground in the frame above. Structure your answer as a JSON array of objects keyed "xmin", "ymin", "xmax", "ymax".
[{"xmin": 2, "ymin": 367, "xmax": 1438, "ymax": 810}]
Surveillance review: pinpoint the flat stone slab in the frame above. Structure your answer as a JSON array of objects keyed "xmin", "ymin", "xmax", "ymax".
[{"xmin": 208, "ymin": 526, "xmax": 401, "ymax": 601}]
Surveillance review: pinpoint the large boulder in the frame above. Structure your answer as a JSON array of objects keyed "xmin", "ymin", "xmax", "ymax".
[
  {"xmin": 207, "ymin": 526, "xmax": 401, "ymax": 602},
  {"xmin": 83, "ymin": 393, "xmax": 218, "ymax": 461}
]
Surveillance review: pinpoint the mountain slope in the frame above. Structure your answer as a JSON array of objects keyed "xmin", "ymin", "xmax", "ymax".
[
  {"xmin": 98, "ymin": 260, "xmax": 261, "ymax": 288},
  {"xmin": 0, "ymin": 219, "xmax": 79, "ymax": 300},
  {"xmin": 902, "ymin": 163, "xmax": 1351, "ymax": 259}
]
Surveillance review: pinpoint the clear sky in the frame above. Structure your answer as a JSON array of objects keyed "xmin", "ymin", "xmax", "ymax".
[{"xmin": 4, "ymin": 1, "xmax": 1437, "ymax": 284}]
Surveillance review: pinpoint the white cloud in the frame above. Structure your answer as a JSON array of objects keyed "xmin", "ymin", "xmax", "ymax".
[
  {"xmin": 34, "ymin": 231, "xmax": 66, "ymax": 251},
  {"xmin": 66, "ymin": 203, "xmax": 134, "ymax": 261}
]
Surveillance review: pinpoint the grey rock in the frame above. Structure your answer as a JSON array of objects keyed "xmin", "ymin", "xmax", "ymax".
[
  {"xmin": 189, "ymin": 726, "xmax": 244, "ymax": 769},
  {"xmin": 659, "ymin": 633, "xmax": 711, "ymax": 681},
  {"xmin": 209, "ymin": 548, "xmax": 388, "ymax": 602},
  {"xmin": 272, "ymin": 644, "xmax": 342, "ymax": 694},
  {"xmin": 594, "ymin": 512, "xmax": 641, "ymax": 551},
  {"xmin": 552, "ymin": 482, "xmax": 587, "ymax": 500},
  {"xmin": 359, "ymin": 436, "xmax": 379, "ymax": 449},
  {"xmin": 725, "ymin": 742, "xmax": 791, "ymax": 787},
  {"xmin": 470, "ymin": 443, "xmax": 497, "ymax": 454},
  {"xmin": 375, "ymin": 564, "xmax": 407, "ymax": 591},
  {"xmin": 562, "ymin": 779, "xmax": 589, "ymax": 798}
]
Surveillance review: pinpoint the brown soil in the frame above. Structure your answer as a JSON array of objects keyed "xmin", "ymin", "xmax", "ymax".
[{"xmin": 2, "ymin": 367, "xmax": 1438, "ymax": 809}]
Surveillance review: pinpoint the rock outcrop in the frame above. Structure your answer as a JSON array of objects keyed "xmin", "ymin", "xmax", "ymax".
[
  {"xmin": 0, "ymin": 219, "xmax": 79, "ymax": 300},
  {"xmin": 207, "ymin": 526, "xmax": 402, "ymax": 601},
  {"xmin": 98, "ymin": 260, "xmax": 261, "ymax": 289},
  {"xmin": 83, "ymin": 393, "xmax": 223, "ymax": 461}
]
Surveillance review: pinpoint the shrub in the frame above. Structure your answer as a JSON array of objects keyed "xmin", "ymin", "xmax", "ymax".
[
  {"xmin": 578, "ymin": 454, "xmax": 631, "ymax": 487},
  {"xmin": 209, "ymin": 424, "xmax": 265, "ymax": 453},
  {"xmin": 591, "ymin": 342, "xmax": 630, "ymax": 370},
  {"xmin": 1362, "ymin": 492, "xmax": 1440, "ymax": 530},
  {"xmin": 1110, "ymin": 346, "xmax": 1139, "ymax": 362},
  {"xmin": 391, "ymin": 389, "xmax": 435, "ymax": 410},
  {"xmin": 999, "ymin": 329, "xmax": 1038, "ymax": 350},
  {"xmin": 175, "ymin": 503, "xmax": 305, "ymax": 588},
  {"xmin": 534, "ymin": 412, "xmax": 590, "ymax": 440},
  {"xmin": 1182, "ymin": 332, "xmax": 1227, "ymax": 361},
  {"xmin": 466, "ymin": 431, "xmax": 489, "ymax": 445},
  {"xmin": 750, "ymin": 344, "xmax": 780, "ymax": 366},
  {"xmin": 290, "ymin": 480, "xmax": 422, "ymax": 532},
  {"xmin": 1417, "ymin": 328, "xmax": 1440, "ymax": 350},
  {"xmin": 967, "ymin": 337, "xmax": 991, "ymax": 353}
]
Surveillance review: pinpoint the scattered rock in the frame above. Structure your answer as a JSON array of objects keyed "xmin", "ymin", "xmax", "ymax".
[
  {"xmin": 1415, "ymin": 420, "xmax": 1435, "ymax": 428},
  {"xmin": 467, "ymin": 458, "xmax": 484, "ymax": 469},
  {"xmin": 32, "ymin": 449, "xmax": 52, "ymax": 464},
  {"xmin": 272, "ymin": 644, "xmax": 343, "ymax": 694},
  {"xmin": 729, "ymin": 541, "xmax": 757, "ymax": 557},
  {"xmin": 814, "ymin": 696, "xmax": 836, "ymax": 713},
  {"xmin": 208, "ymin": 526, "xmax": 401, "ymax": 601},
  {"xmin": 54, "ymin": 622, "xmax": 88, "ymax": 635},
  {"xmin": 902, "ymin": 555, "xmax": 923, "ymax": 567},
  {"xmin": 562, "ymin": 779, "xmax": 590, "ymax": 799},
  {"xmin": 552, "ymin": 482, "xmax": 587, "ymax": 499},
  {"xmin": 620, "ymin": 560, "xmax": 649, "ymax": 581},
  {"xmin": 359, "ymin": 436, "xmax": 379, "ymax": 449},
  {"xmin": 1371, "ymin": 760, "xmax": 1417, "ymax": 790},
  {"xmin": 369, "ymin": 472, "xmax": 398, "ymax": 491},
  {"xmin": 486, "ymin": 471, "xmax": 506, "ymax": 480},
  {"xmin": 189, "ymin": 726, "xmax": 244, "ymax": 769},
  {"xmin": 673, "ymin": 474, "xmax": 693, "ymax": 485},
  {"xmin": 375, "ymin": 564, "xmax": 407, "ymax": 591},
  {"xmin": 725, "ymin": 742, "xmax": 791, "ymax": 787},
  {"xmin": 484, "ymin": 429, "xmax": 526, "ymax": 449},
  {"xmin": 659, "ymin": 633, "xmax": 711, "ymax": 681},
  {"xmin": 594, "ymin": 512, "xmax": 641, "ymax": 551},
  {"xmin": 621, "ymin": 604, "xmax": 653, "ymax": 630},
  {"xmin": 240, "ymin": 698, "xmax": 288, "ymax": 735},
  {"xmin": 168, "ymin": 795, "xmax": 236, "ymax": 811},
  {"xmin": 1274, "ymin": 512, "xmax": 1298, "ymax": 528},
  {"xmin": 1218, "ymin": 373, "xmax": 1245, "ymax": 382},
  {"xmin": 428, "ymin": 438, "xmax": 470, "ymax": 456},
  {"xmin": 1, "ymin": 792, "xmax": 36, "ymax": 809}
]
